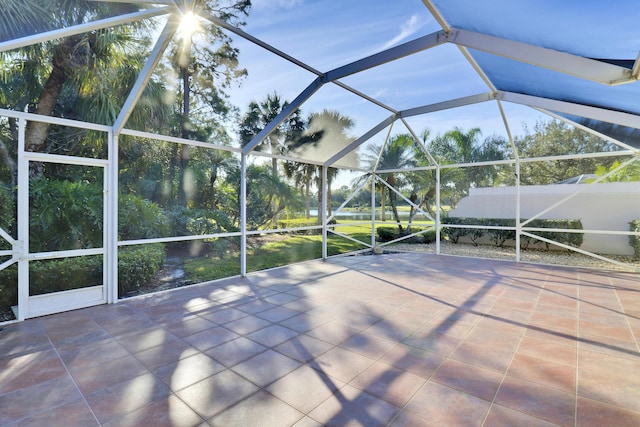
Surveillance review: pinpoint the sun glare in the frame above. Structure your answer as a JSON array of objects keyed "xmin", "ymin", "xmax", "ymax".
[{"xmin": 177, "ymin": 11, "xmax": 201, "ymax": 41}]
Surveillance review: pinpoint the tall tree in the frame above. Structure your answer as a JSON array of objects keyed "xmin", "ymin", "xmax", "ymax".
[
  {"xmin": 285, "ymin": 109, "xmax": 356, "ymax": 222},
  {"xmin": 361, "ymin": 134, "xmax": 416, "ymax": 229},
  {"xmin": 239, "ymin": 92, "xmax": 305, "ymax": 178},
  {"xmin": 511, "ymin": 120, "xmax": 617, "ymax": 185},
  {"xmin": 427, "ymin": 127, "xmax": 507, "ymax": 206},
  {"xmin": 0, "ymin": 1, "xmax": 147, "ymax": 153},
  {"xmin": 239, "ymin": 92, "xmax": 305, "ymax": 226},
  {"xmin": 283, "ymin": 161, "xmax": 316, "ymax": 219},
  {"xmin": 167, "ymin": 0, "xmax": 250, "ymax": 205}
]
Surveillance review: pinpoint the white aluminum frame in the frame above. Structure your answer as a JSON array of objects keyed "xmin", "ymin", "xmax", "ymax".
[{"xmin": 2, "ymin": 0, "xmax": 640, "ymax": 322}]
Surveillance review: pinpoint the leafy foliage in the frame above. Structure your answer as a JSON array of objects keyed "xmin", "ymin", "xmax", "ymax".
[
  {"xmin": 29, "ymin": 177, "xmax": 104, "ymax": 252},
  {"xmin": 119, "ymin": 194, "xmax": 169, "ymax": 240},
  {"xmin": 592, "ymin": 159, "xmax": 640, "ymax": 182},
  {"xmin": 441, "ymin": 217, "xmax": 584, "ymax": 250},
  {"xmin": 426, "ymin": 128, "xmax": 508, "ymax": 206},
  {"xmin": 118, "ymin": 244, "xmax": 165, "ymax": 295},
  {"xmin": 29, "ymin": 255, "xmax": 103, "ymax": 296},
  {"xmin": 376, "ymin": 226, "xmax": 437, "ymax": 244},
  {"xmin": 630, "ymin": 220, "xmax": 640, "ymax": 260},
  {"xmin": 0, "ymin": 183, "xmax": 15, "ymax": 246},
  {"xmin": 511, "ymin": 120, "xmax": 618, "ymax": 185}
]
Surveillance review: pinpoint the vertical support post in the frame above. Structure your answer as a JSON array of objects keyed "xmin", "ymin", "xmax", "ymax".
[
  {"xmin": 240, "ymin": 153, "xmax": 247, "ymax": 276},
  {"xmin": 371, "ymin": 175, "xmax": 376, "ymax": 249},
  {"xmin": 16, "ymin": 118, "xmax": 27, "ymax": 321},
  {"xmin": 515, "ymin": 160, "xmax": 521, "ymax": 262},
  {"xmin": 107, "ymin": 132, "xmax": 119, "ymax": 303},
  {"xmin": 435, "ymin": 166, "xmax": 441, "ymax": 255},
  {"xmin": 322, "ymin": 165, "xmax": 328, "ymax": 260}
]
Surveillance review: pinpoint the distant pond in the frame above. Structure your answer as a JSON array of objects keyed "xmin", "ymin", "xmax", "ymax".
[{"xmin": 309, "ymin": 209, "xmax": 432, "ymax": 222}]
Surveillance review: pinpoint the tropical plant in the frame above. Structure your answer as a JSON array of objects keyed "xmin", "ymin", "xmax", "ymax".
[
  {"xmin": 427, "ymin": 127, "xmax": 508, "ymax": 205},
  {"xmin": 238, "ymin": 92, "xmax": 306, "ymax": 178},
  {"xmin": 283, "ymin": 109, "xmax": 356, "ymax": 222},
  {"xmin": 224, "ymin": 163, "xmax": 303, "ymax": 229},
  {"xmin": 360, "ymin": 133, "xmax": 416, "ymax": 230}
]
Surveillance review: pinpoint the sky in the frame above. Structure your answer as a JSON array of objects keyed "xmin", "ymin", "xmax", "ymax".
[
  {"xmin": 227, "ymin": 0, "xmax": 545, "ymax": 139},
  {"xmin": 213, "ymin": 0, "xmax": 548, "ymax": 185}
]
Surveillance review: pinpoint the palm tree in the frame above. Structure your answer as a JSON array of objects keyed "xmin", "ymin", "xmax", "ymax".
[
  {"xmin": 284, "ymin": 109, "xmax": 355, "ymax": 223},
  {"xmin": 283, "ymin": 161, "xmax": 316, "ymax": 219},
  {"xmin": 361, "ymin": 133, "xmax": 416, "ymax": 230},
  {"xmin": 0, "ymin": 1, "xmax": 151, "ymax": 153},
  {"xmin": 428, "ymin": 127, "xmax": 506, "ymax": 206},
  {"xmin": 239, "ymin": 92, "xmax": 305, "ymax": 178},
  {"xmin": 239, "ymin": 92, "xmax": 305, "ymax": 227}
]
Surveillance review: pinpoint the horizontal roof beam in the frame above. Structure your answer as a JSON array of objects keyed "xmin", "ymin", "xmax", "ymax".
[
  {"xmin": 399, "ymin": 92, "xmax": 496, "ymax": 118},
  {"xmin": 325, "ymin": 30, "xmax": 446, "ymax": 82},
  {"xmin": 449, "ymin": 28, "xmax": 633, "ymax": 85},
  {"xmin": 241, "ymin": 77, "xmax": 324, "ymax": 154},
  {"xmin": 201, "ymin": 11, "xmax": 322, "ymax": 77},
  {"xmin": 0, "ymin": 6, "xmax": 171, "ymax": 52},
  {"xmin": 499, "ymin": 91, "xmax": 640, "ymax": 130}
]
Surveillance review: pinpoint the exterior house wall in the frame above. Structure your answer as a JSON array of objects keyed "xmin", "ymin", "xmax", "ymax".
[{"xmin": 448, "ymin": 182, "xmax": 640, "ymax": 255}]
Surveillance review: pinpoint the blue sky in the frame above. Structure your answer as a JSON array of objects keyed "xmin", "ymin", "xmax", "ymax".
[
  {"xmin": 205, "ymin": 0, "xmax": 554, "ymax": 186},
  {"xmin": 225, "ymin": 0, "xmax": 546, "ymax": 154}
]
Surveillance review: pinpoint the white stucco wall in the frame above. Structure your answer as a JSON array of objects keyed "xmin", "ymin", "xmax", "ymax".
[{"xmin": 448, "ymin": 182, "xmax": 640, "ymax": 255}]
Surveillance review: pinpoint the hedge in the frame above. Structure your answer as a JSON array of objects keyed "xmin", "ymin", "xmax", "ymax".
[
  {"xmin": 630, "ymin": 220, "xmax": 640, "ymax": 260},
  {"xmin": 377, "ymin": 226, "xmax": 437, "ymax": 244},
  {"xmin": 276, "ymin": 217, "xmax": 336, "ymax": 234},
  {"xmin": 0, "ymin": 243, "xmax": 165, "ymax": 306},
  {"xmin": 441, "ymin": 217, "xmax": 583, "ymax": 250},
  {"xmin": 118, "ymin": 244, "xmax": 165, "ymax": 295}
]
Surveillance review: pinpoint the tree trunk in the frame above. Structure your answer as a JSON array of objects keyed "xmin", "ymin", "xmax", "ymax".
[
  {"xmin": 25, "ymin": 38, "xmax": 76, "ymax": 153},
  {"xmin": 327, "ymin": 170, "xmax": 333, "ymax": 217},
  {"xmin": 387, "ymin": 175, "xmax": 403, "ymax": 231},
  {"xmin": 269, "ymin": 139, "xmax": 279, "ymax": 227},
  {"xmin": 304, "ymin": 180, "xmax": 310, "ymax": 219},
  {"xmin": 179, "ymin": 66, "xmax": 191, "ymax": 206},
  {"xmin": 0, "ymin": 139, "xmax": 17, "ymax": 189},
  {"xmin": 380, "ymin": 183, "xmax": 386, "ymax": 221},
  {"xmin": 317, "ymin": 187, "xmax": 323, "ymax": 226}
]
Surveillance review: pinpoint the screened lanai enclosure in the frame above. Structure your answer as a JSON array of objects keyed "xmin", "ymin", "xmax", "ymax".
[{"xmin": 1, "ymin": 0, "xmax": 639, "ymax": 323}]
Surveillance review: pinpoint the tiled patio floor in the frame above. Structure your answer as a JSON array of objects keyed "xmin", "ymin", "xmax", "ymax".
[{"xmin": 1, "ymin": 253, "xmax": 639, "ymax": 426}]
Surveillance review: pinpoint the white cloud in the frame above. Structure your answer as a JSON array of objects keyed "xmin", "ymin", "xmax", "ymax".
[
  {"xmin": 251, "ymin": 0, "xmax": 303, "ymax": 13},
  {"xmin": 380, "ymin": 14, "xmax": 424, "ymax": 50}
]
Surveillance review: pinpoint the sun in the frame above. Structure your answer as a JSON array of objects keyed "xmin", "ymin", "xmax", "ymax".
[{"xmin": 176, "ymin": 10, "xmax": 201, "ymax": 41}]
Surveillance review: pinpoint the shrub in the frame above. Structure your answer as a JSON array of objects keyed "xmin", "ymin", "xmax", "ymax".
[
  {"xmin": 29, "ymin": 255, "xmax": 103, "ymax": 295},
  {"xmin": 441, "ymin": 217, "xmax": 482, "ymax": 244},
  {"xmin": 277, "ymin": 218, "xmax": 321, "ymax": 233},
  {"xmin": 29, "ymin": 178, "xmax": 103, "ymax": 251},
  {"xmin": 118, "ymin": 243, "xmax": 165, "ymax": 296},
  {"xmin": 485, "ymin": 218, "xmax": 516, "ymax": 248},
  {"xmin": 422, "ymin": 229, "xmax": 437, "ymax": 244},
  {"xmin": 442, "ymin": 217, "xmax": 583, "ymax": 250},
  {"xmin": 0, "ymin": 183, "xmax": 15, "ymax": 248},
  {"xmin": 376, "ymin": 227, "xmax": 397, "ymax": 242},
  {"xmin": 0, "ymin": 264, "xmax": 17, "ymax": 308},
  {"xmin": 376, "ymin": 226, "xmax": 437, "ymax": 244},
  {"xmin": 525, "ymin": 219, "xmax": 583, "ymax": 250},
  {"xmin": 630, "ymin": 220, "xmax": 640, "ymax": 260},
  {"xmin": 119, "ymin": 194, "xmax": 169, "ymax": 240},
  {"xmin": 0, "ymin": 244, "xmax": 166, "ymax": 301}
]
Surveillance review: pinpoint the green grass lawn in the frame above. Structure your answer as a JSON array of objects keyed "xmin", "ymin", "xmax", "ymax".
[{"xmin": 184, "ymin": 222, "xmax": 379, "ymax": 283}]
